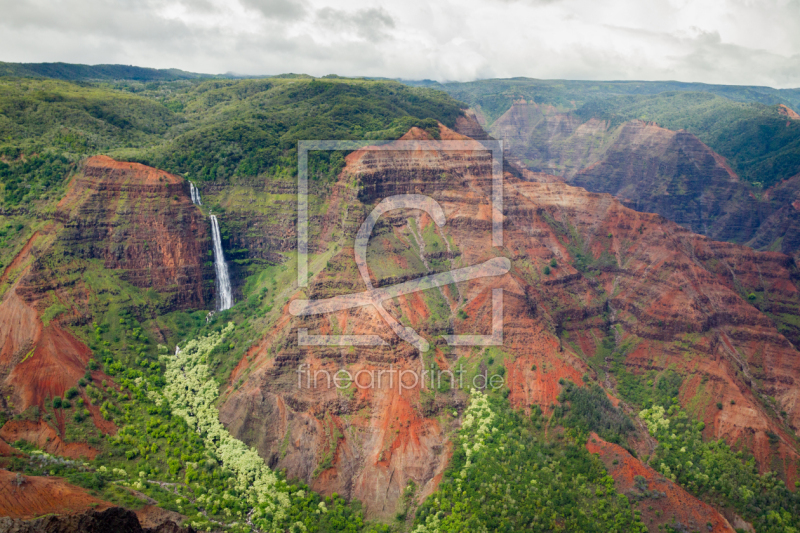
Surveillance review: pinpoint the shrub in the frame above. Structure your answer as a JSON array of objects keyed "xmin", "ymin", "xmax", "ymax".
[
  {"xmin": 543, "ymin": 265, "xmax": 551, "ymax": 275},
  {"xmin": 52, "ymin": 397, "xmax": 62, "ymax": 409},
  {"xmin": 65, "ymin": 387, "xmax": 79, "ymax": 399}
]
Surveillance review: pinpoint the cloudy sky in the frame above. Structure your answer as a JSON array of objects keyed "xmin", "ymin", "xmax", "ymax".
[{"xmin": 1, "ymin": 0, "xmax": 799, "ymax": 87}]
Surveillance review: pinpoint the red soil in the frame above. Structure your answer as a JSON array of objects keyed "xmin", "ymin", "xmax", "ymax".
[
  {"xmin": 778, "ymin": 104, "xmax": 800, "ymax": 120},
  {"xmin": 587, "ymin": 432, "xmax": 735, "ymax": 532},
  {"xmin": 7, "ymin": 324, "xmax": 92, "ymax": 411},
  {"xmin": 0, "ymin": 231, "xmax": 41, "ymax": 286},
  {"xmin": 0, "ymin": 420, "xmax": 99, "ymax": 460},
  {"xmin": 0, "ymin": 468, "xmax": 110, "ymax": 519},
  {"xmin": 0, "ymin": 438, "xmax": 24, "ymax": 457},
  {"xmin": 81, "ymin": 155, "xmax": 183, "ymax": 185},
  {"xmin": 0, "ymin": 226, "xmax": 94, "ymax": 415}
]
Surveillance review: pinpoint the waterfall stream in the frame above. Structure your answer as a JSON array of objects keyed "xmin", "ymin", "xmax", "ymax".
[
  {"xmin": 189, "ymin": 181, "xmax": 202, "ymax": 205},
  {"xmin": 210, "ymin": 215, "xmax": 233, "ymax": 310}
]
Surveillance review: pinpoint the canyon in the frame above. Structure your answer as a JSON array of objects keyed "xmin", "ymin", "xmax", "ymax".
[
  {"xmin": 0, "ymin": 94, "xmax": 799, "ymax": 530},
  {"xmin": 208, "ymin": 123, "xmax": 800, "ymax": 523},
  {"xmin": 479, "ymin": 98, "xmax": 800, "ymax": 259}
]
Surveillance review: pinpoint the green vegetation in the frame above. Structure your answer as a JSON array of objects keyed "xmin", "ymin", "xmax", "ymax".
[
  {"xmin": 640, "ymin": 404, "xmax": 800, "ymax": 532},
  {"xmin": 0, "ymin": 76, "xmax": 464, "ymax": 208},
  {"xmin": 555, "ymin": 381, "xmax": 635, "ymax": 446},
  {"xmin": 129, "ymin": 78, "xmax": 461, "ymax": 182},
  {"xmin": 0, "ymin": 61, "xmax": 212, "ymax": 81},
  {"xmin": 0, "ymin": 153, "xmax": 75, "ymax": 205},
  {"xmin": 423, "ymin": 76, "xmax": 800, "ymax": 189},
  {"xmin": 589, "ymin": 328, "xmax": 800, "ymax": 532},
  {"xmin": 9, "ymin": 324, "xmax": 389, "ymax": 533},
  {"xmin": 413, "ymin": 390, "xmax": 646, "ymax": 532},
  {"xmin": 419, "ymin": 77, "xmax": 800, "ymax": 127},
  {"xmin": 40, "ymin": 301, "xmax": 68, "ymax": 326}
]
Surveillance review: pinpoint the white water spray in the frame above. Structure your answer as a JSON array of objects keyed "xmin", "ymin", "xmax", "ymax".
[
  {"xmin": 189, "ymin": 181, "xmax": 202, "ymax": 205},
  {"xmin": 210, "ymin": 215, "xmax": 233, "ymax": 311}
]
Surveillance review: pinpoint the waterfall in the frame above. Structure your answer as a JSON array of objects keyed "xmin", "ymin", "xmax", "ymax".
[
  {"xmin": 210, "ymin": 215, "xmax": 233, "ymax": 311},
  {"xmin": 189, "ymin": 181, "xmax": 202, "ymax": 205}
]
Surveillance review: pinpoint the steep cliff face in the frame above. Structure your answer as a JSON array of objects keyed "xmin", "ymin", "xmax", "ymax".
[
  {"xmin": 0, "ymin": 226, "xmax": 94, "ymax": 414},
  {"xmin": 0, "ymin": 156, "xmax": 211, "ymax": 415},
  {"xmin": 572, "ymin": 120, "xmax": 752, "ymax": 240},
  {"xmin": 490, "ymin": 99, "xmax": 613, "ymax": 178},
  {"xmin": 489, "ymin": 100, "xmax": 800, "ymax": 256},
  {"xmin": 218, "ymin": 125, "xmax": 800, "ymax": 522},
  {"xmin": 56, "ymin": 156, "xmax": 212, "ymax": 310}
]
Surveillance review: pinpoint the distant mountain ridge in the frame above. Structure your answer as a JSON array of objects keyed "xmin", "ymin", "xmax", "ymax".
[
  {"xmin": 0, "ymin": 61, "xmax": 214, "ymax": 81},
  {"xmin": 404, "ymin": 77, "xmax": 800, "ymax": 120}
]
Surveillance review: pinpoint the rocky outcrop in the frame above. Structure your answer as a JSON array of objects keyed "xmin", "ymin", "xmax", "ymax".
[
  {"xmin": 586, "ymin": 433, "xmax": 736, "ymax": 532},
  {"xmin": 56, "ymin": 156, "xmax": 212, "ymax": 310},
  {"xmin": 489, "ymin": 101, "xmax": 800, "ymax": 257},
  {"xmin": 779, "ymin": 104, "xmax": 800, "ymax": 121},
  {"xmin": 0, "ymin": 469, "xmax": 111, "ymax": 521},
  {"xmin": 572, "ymin": 120, "xmax": 752, "ymax": 240}
]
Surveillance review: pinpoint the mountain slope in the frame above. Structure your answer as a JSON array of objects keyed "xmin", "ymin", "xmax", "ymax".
[
  {"xmin": 209, "ymin": 125, "xmax": 800, "ymax": 528},
  {"xmin": 488, "ymin": 97, "xmax": 800, "ymax": 257},
  {"xmin": 0, "ymin": 155, "xmax": 210, "ymax": 416},
  {"xmin": 421, "ymin": 78, "xmax": 800, "ymax": 257}
]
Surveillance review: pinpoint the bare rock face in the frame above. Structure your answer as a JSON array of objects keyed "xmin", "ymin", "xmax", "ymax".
[
  {"xmin": 218, "ymin": 123, "xmax": 800, "ymax": 520},
  {"xmin": 56, "ymin": 156, "xmax": 212, "ymax": 310},
  {"xmin": 779, "ymin": 104, "xmax": 800, "ymax": 121}
]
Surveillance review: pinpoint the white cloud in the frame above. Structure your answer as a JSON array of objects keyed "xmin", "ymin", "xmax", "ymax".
[{"xmin": 0, "ymin": 0, "xmax": 797, "ymax": 87}]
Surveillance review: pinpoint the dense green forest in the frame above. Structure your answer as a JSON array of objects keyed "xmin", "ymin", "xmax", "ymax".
[
  {"xmin": 0, "ymin": 76, "xmax": 464, "ymax": 206},
  {"xmin": 412, "ymin": 389, "xmax": 646, "ymax": 533}
]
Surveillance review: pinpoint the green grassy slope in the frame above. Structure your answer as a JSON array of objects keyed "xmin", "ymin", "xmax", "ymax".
[{"xmin": 0, "ymin": 61, "xmax": 212, "ymax": 81}]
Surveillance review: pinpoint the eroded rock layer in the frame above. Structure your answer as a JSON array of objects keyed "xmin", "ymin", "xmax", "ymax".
[
  {"xmin": 0, "ymin": 156, "xmax": 210, "ymax": 416},
  {"xmin": 218, "ymin": 124, "xmax": 800, "ymax": 521}
]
